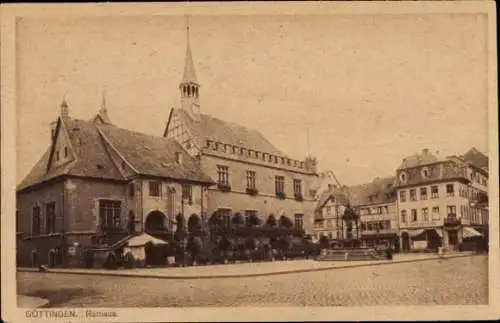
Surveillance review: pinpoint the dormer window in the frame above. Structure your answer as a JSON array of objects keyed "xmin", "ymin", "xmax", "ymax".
[
  {"xmin": 241, "ymin": 148, "xmax": 246, "ymax": 156},
  {"xmin": 399, "ymin": 172, "xmax": 407, "ymax": 184},
  {"xmin": 233, "ymin": 146, "xmax": 239, "ymax": 154},
  {"xmin": 206, "ymin": 140, "xmax": 211, "ymax": 148},
  {"xmin": 421, "ymin": 167, "xmax": 431, "ymax": 179},
  {"xmin": 268, "ymin": 154, "xmax": 273, "ymax": 162}
]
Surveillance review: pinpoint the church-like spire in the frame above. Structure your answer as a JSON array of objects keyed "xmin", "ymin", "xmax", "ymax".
[
  {"xmin": 181, "ymin": 16, "xmax": 198, "ymax": 85},
  {"xmin": 100, "ymin": 89, "xmax": 107, "ymax": 113}
]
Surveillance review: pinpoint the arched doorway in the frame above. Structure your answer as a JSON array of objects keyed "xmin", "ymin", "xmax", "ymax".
[
  {"xmin": 401, "ymin": 232, "xmax": 411, "ymax": 252},
  {"xmin": 278, "ymin": 215, "xmax": 293, "ymax": 229},
  {"xmin": 145, "ymin": 210, "xmax": 168, "ymax": 232},
  {"xmin": 48, "ymin": 250, "xmax": 56, "ymax": 268}
]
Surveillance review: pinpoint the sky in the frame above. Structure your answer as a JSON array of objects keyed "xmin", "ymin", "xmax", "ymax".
[{"xmin": 16, "ymin": 13, "xmax": 489, "ymax": 186}]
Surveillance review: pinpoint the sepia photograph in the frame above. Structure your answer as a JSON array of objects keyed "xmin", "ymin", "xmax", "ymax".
[{"xmin": 1, "ymin": 1, "xmax": 498, "ymax": 322}]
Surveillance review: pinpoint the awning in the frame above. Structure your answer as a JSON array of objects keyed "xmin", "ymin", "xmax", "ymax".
[
  {"xmin": 126, "ymin": 233, "xmax": 168, "ymax": 247},
  {"xmin": 408, "ymin": 229, "xmax": 425, "ymax": 237},
  {"xmin": 463, "ymin": 227, "xmax": 483, "ymax": 239}
]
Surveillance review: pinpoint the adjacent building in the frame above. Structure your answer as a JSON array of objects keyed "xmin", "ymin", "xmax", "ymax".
[
  {"xmin": 314, "ymin": 177, "xmax": 398, "ymax": 249},
  {"xmin": 163, "ymin": 24, "xmax": 319, "ymax": 234},
  {"xmin": 16, "ymin": 103, "xmax": 213, "ymax": 268},
  {"xmin": 395, "ymin": 149, "xmax": 488, "ymax": 252}
]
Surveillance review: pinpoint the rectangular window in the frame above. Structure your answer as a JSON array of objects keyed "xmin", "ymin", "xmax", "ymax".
[
  {"xmin": 182, "ymin": 184, "xmax": 193, "ymax": 204},
  {"xmin": 432, "ymin": 206, "xmax": 440, "ymax": 220},
  {"xmin": 246, "ymin": 171, "xmax": 256, "ymax": 189},
  {"xmin": 64, "ymin": 147, "xmax": 68, "ymax": 158},
  {"xmin": 431, "ymin": 185, "xmax": 439, "ymax": 199},
  {"xmin": 55, "ymin": 151, "xmax": 60, "ymax": 161},
  {"xmin": 447, "ymin": 205, "xmax": 457, "ymax": 216},
  {"xmin": 326, "ymin": 206, "xmax": 332, "ymax": 215},
  {"xmin": 411, "ymin": 209, "xmax": 417, "ymax": 222},
  {"xmin": 46, "ymin": 202, "xmax": 56, "ymax": 234},
  {"xmin": 401, "ymin": 210, "xmax": 407, "ymax": 223},
  {"xmin": 99, "ymin": 200, "xmax": 122, "ymax": 230},
  {"xmin": 367, "ymin": 222, "xmax": 373, "ymax": 231},
  {"xmin": 149, "ymin": 181, "xmax": 162, "ymax": 197},
  {"xmin": 384, "ymin": 206, "xmax": 389, "ymax": 214},
  {"xmin": 128, "ymin": 183, "xmax": 135, "ymax": 198},
  {"xmin": 385, "ymin": 220, "xmax": 392, "ymax": 230},
  {"xmin": 275, "ymin": 176, "xmax": 285, "ymax": 195},
  {"xmin": 294, "ymin": 214, "xmax": 304, "ymax": 230},
  {"xmin": 446, "ymin": 184, "xmax": 454, "ymax": 197},
  {"xmin": 32, "ymin": 206, "xmax": 41, "ymax": 235},
  {"xmin": 422, "ymin": 208, "xmax": 429, "ymax": 222},
  {"xmin": 399, "ymin": 190, "xmax": 407, "ymax": 202},
  {"xmin": 410, "ymin": 189, "xmax": 417, "ymax": 201},
  {"xmin": 293, "ymin": 179, "xmax": 302, "ymax": 196},
  {"xmin": 217, "ymin": 165, "xmax": 229, "ymax": 185},
  {"xmin": 420, "ymin": 187, "xmax": 428, "ymax": 200}
]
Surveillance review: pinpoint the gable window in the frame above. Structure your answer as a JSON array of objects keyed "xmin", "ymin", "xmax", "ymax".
[
  {"xmin": 420, "ymin": 187, "xmax": 428, "ymax": 200},
  {"xmin": 409, "ymin": 189, "xmax": 417, "ymax": 201},
  {"xmin": 246, "ymin": 171, "xmax": 256, "ymax": 190},
  {"xmin": 46, "ymin": 202, "xmax": 56, "ymax": 234},
  {"xmin": 446, "ymin": 184, "xmax": 454, "ymax": 197},
  {"xmin": 399, "ymin": 190, "xmax": 407, "ymax": 202},
  {"xmin": 400, "ymin": 210, "xmax": 407, "ymax": 223},
  {"xmin": 149, "ymin": 181, "xmax": 162, "ymax": 197},
  {"xmin": 294, "ymin": 214, "xmax": 304, "ymax": 230},
  {"xmin": 217, "ymin": 165, "xmax": 229, "ymax": 186},
  {"xmin": 64, "ymin": 147, "xmax": 68, "ymax": 158},
  {"xmin": 421, "ymin": 208, "xmax": 429, "ymax": 222},
  {"xmin": 275, "ymin": 176, "xmax": 285, "ymax": 196},
  {"xmin": 293, "ymin": 179, "xmax": 302, "ymax": 196},
  {"xmin": 99, "ymin": 200, "xmax": 122, "ymax": 231},
  {"xmin": 431, "ymin": 185, "xmax": 439, "ymax": 199},
  {"xmin": 32, "ymin": 206, "xmax": 41, "ymax": 235},
  {"xmin": 182, "ymin": 184, "xmax": 193, "ymax": 204}
]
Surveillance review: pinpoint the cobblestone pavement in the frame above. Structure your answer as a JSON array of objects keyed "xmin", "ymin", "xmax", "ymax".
[{"xmin": 17, "ymin": 255, "xmax": 487, "ymax": 307}]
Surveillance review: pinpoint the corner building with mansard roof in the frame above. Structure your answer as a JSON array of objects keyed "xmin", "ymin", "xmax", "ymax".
[
  {"xmin": 395, "ymin": 148, "xmax": 488, "ymax": 252},
  {"xmin": 164, "ymin": 24, "xmax": 319, "ymax": 234}
]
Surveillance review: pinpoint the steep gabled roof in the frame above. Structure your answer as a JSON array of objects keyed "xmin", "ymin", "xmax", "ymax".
[
  {"xmin": 97, "ymin": 123, "xmax": 213, "ymax": 184},
  {"xmin": 18, "ymin": 116, "xmax": 213, "ymax": 192},
  {"xmin": 175, "ymin": 108, "xmax": 283, "ymax": 156},
  {"xmin": 397, "ymin": 149, "xmax": 441, "ymax": 170},
  {"xmin": 17, "ymin": 117, "xmax": 124, "ymax": 192},
  {"xmin": 461, "ymin": 147, "xmax": 488, "ymax": 169}
]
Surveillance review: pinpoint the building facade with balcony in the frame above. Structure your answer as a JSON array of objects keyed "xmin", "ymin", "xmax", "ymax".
[
  {"xmin": 395, "ymin": 149, "xmax": 488, "ymax": 252},
  {"xmin": 16, "ymin": 104, "xmax": 213, "ymax": 268},
  {"xmin": 163, "ymin": 25, "xmax": 319, "ymax": 235}
]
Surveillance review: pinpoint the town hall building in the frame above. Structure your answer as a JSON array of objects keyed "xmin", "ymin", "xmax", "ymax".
[{"xmin": 163, "ymin": 24, "xmax": 319, "ymax": 234}]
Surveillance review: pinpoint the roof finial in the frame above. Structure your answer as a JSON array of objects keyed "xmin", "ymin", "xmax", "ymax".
[{"xmin": 101, "ymin": 88, "xmax": 107, "ymax": 112}]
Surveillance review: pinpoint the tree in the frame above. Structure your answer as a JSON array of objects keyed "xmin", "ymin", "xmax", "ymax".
[
  {"xmin": 248, "ymin": 213, "xmax": 262, "ymax": 227},
  {"xmin": 278, "ymin": 236, "xmax": 291, "ymax": 258},
  {"xmin": 232, "ymin": 213, "xmax": 244, "ymax": 227},
  {"xmin": 175, "ymin": 213, "xmax": 185, "ymax": 231},
  {"xmin": 218, "ymin": 235, "xmax": 232, "ymax": 262},
  {"xmin": 187, "ymin": 214, "xmax": 202, "ymax": 234},
  {"xmin": 186, "ymin": 235, "xmax": 203, "ymax": 265},
  {"xmin": 209, "ymin": 212, "xmax": 223, "ymax": 232},
  {"xmin": 279, "ymin": 216, "xmax": 293, "ymax": 229},
  {"xmin": 266, "ymin": 214, "xmax": 277, "ymax": 227},
  {"xmin": 319, "ymin": 235, "xmax": 330, "ymax": 249}
]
